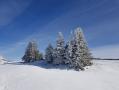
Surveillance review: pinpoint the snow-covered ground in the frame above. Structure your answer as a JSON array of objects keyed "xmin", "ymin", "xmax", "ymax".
[{"xmin": 0, "ymin": 60, "xmax": 119, "ymax": 90}]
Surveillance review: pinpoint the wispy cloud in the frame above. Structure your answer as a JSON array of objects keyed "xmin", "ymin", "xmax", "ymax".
[{"xmin": 0, "ymin": 0, "xmax": 32, "ymax": 26}]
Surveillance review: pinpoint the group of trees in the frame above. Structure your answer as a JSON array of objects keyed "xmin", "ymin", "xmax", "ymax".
[
  {"xmin": 45, "ymin": 27, "xmax": 93, "ymax": 71},
  {"xmin": 22, "ymin": 27, "xmax": 93, "ymax": 71}
]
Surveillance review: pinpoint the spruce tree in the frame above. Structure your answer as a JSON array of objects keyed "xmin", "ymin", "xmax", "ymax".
[
  {"xmin": 67, "ymin": 37, "xmax": 84, "ymax": 71},
  {"xmin": 64, "ymin": 42, "xmax": 70, "ymax": 64},
  {"xmin": 65, "ymin": 27, "xmax": 92, "ymax": 71},
  {"xmin": 65, "ymin": 31, "xmax": 74, "ymax": 65},
  {"xmin": 45, "ymin": 44, "xmax": 54, "ymax": 63},
  {"xmin": 74, "ymin": 27, "xmax": 93, "ymax": 67},
  {"xmin": 22, "ymin": 41, "xmax": 41, "ymax": 63},
  {"xmin": 53, "ymin": 32, "xmax": 66, "ymax": 65}
]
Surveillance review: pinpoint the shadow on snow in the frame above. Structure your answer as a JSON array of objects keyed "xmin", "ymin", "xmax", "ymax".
[{"xmin": 7, "ymin": 60, "xmax": 71, "ymax": 70}]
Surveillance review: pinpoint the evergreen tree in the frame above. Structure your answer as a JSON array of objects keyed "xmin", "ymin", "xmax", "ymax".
[
  {"xmin": 53, "ymin": 32, "xmax": 66, "ymax": 65},
  {"xmin": 65, "ymin": 31, "xmax": 74, "ymax": 65},
  {"xmin": 65, "ymin": 27, "xmax": 92, "ymax": 71},
  {"xmin": 74, "ymin": 27, "xmax": 93, "ymax": 68},
  {"xmin": 45, "ymin": 44, "xmax": 54, "ymax": 63},
  {"xmin": 67, "ymin": 37, "xmax": 84, "ymax": 71},
  {"xmin": 35, "ymin": 50, "xmax": 43, "ymax": 60},
  {"xmin": 22, "ymin": 41, "xmax": 42, "ymax": 63},
  {"xmin": 64, "ymin": 42, "xmax": 70, "ymax": 64}
]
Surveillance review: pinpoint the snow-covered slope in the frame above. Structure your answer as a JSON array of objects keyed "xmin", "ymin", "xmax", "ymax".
[{"xmin": 0, "ymin": 60, "xmax": 119, "ymax": 90}]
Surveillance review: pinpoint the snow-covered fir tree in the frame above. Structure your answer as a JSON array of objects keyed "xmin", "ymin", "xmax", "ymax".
[
  {"xmin": 53, "ymin": 32, "xmax": 66, "ymax": 65},
  {"xmin": 74, "ymin": 27, "xmax": 93, "ymax": 67},
  {"xmin": 64, "ymin": 42, "xmax": 70, "ymax": 64},
  {"xmin": 65, "ymin": 27, "xmax": 93, "ymax": 71},
  {"xmin": 45, "ymin": 44, "xmax": 54, "ymax": 63},
  {"xmin": 66, "ymin": 37, "xmax": 84, "ymax": 70},
  {"xmin": 64, "ymin": 31, "xmax": 74, "ymax": 65},
  {"xmin": 22, "ymin": 41, "xmax": 42, "ymax": 63}
]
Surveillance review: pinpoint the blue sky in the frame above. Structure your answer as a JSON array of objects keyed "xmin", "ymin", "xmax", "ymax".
[{"xmin": 0, "ymin": 0, "xmax": 119, "ymax": 60}]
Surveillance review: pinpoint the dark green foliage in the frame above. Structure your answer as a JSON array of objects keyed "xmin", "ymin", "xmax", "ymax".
[
  {"xmin": 45, "ymin": 44, "xmax": 54, "ymax": 63},
  {"xmin": 22, "ymin": 41, "xmax": 42, "ymax": 63}
]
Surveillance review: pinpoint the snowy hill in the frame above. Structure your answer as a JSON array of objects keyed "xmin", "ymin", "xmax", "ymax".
[{"xmin": 0, "ymin": 60, "xmax": 119, "ymax": 90}]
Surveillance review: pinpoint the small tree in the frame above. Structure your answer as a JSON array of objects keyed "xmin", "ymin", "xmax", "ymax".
[
  {"xmin": 35, "ymin": 50, "xmax": 43, "ymax": 60},
  {"xmin": 65, "ymin": 31, "xmax": 74, "ymax": 65},
  {"xmin": 64, "ymin": 42, "xmax": 70, "ymax": 64},
  {"xmin": 22, "ymin": 41, "xmax": 42, "ymax": 63},
  {"xmin": 53, "ymin": 32, "xmax": 66, "ymax": 65},
  {"xmin": 45, "ymin": 44, "xmax": 54, "ymax": 63}
]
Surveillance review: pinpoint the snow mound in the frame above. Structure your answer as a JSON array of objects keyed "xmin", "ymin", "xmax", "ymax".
[{"xmin": 0, "ymin": 56, "xmax": 7, "ymax": 64}]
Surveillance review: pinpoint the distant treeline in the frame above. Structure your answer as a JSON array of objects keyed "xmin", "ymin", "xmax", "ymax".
[{"xmin": 92, "ymin": 58, "xmax": 119, "ymax": 60}]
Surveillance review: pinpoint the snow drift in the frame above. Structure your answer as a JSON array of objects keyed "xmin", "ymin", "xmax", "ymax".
[{"xmin": 0, "ymin": 56, "xmax": 7, "ymax": 64}]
